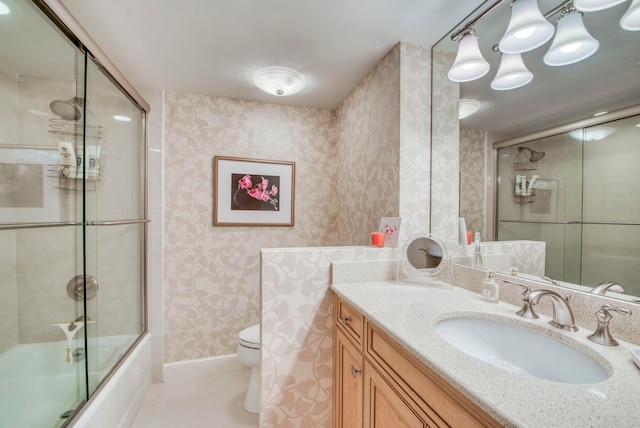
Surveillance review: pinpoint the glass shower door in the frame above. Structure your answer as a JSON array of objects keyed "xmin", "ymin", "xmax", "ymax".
[{"xmin": 496, "ymin": 132, "xmax": 583, "ymax": 281}]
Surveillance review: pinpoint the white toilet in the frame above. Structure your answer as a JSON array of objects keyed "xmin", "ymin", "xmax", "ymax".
[{"xmin": 237, "ymin": 324, "xmax": 260, "ymax": 414}]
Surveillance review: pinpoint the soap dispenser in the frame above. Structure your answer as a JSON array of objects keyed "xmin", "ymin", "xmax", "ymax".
[{"xmin": 482, "ymin": 270, "xmax": 499, "ymax": 303}]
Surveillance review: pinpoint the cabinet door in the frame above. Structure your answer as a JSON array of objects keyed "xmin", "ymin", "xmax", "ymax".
[
  {"xmin": 364, "ymin": 360, "xmax": 436, "ymax": 428},
  {"xmin": 334, "ymin": 328, "xmax": 364, "ymax": 428}
]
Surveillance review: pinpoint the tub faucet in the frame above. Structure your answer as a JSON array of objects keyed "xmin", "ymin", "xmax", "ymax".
[
  {"xmin": 590, "ymin": 280, "xmax": 625, "ymax": 295},
  {"xmin": 526, "ymin": 289, "xmax": 578, "ymax": 332}
]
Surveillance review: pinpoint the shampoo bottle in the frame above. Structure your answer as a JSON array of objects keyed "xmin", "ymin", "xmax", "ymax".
[{"xmin": 482, "ymin": 270, "xmax": 499, "ymax": 303}]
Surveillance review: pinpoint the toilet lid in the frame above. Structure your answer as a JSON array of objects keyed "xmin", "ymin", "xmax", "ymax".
[{"xmin": 239, "ymin": 324, "xmax": 260, "ymax": 349}]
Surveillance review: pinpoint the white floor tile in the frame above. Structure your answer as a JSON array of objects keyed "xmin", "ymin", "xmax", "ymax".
[{"xmin": 130, "ymin": 369, "xmax": 258, "ymax": 428}]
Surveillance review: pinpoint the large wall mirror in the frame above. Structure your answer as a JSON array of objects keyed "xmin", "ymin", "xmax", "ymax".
[{"xmin": 432, "ymin": 0, "xmax": 640, "ymax": 301}]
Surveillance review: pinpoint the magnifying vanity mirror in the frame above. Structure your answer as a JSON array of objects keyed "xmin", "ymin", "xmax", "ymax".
[
  {"xmin": 432, "ymin": 0, "xmax": 640, "ymax": 302},
  {"xmin": 397, "ymin": 234, "xmax": 452, "ymax": 289}
]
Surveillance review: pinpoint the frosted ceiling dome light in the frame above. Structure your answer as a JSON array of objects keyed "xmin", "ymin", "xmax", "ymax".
[
  {"xmin": 621, "ymin": 0, "xmax": 640, "ymax": 30},
  {"xmin": 253, "ymin": 66, "xmax": 306, "ymax": 96},
  {"xmin": 499, "ymin": 0, "xmax": 555, "ymax": 54},
  {"xmin": 0, "ymin": 1, "xmax": 10, "ymax": 15},
  {"xmin": 544, "ymin": 11, "xmax": 599, "ymax": 66},
  {"xmin": 491, "ymin": 53, "xmax": 534, "ymax": 90},
  {"xmin": 459, "ymin": 99, "xmax": 480, "ymax": 119},
  {"xmin": 447, "ymin": 31, "xmax": 491, "ymax": 82},
  {"xmin": 574, "ymin": 0, "xmax": 627, "ymax": 12}
]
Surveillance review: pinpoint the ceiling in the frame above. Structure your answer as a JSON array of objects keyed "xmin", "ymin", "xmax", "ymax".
[{"xmin": 60, "ymin": 0, "xmax": 487, "ymax": 111}]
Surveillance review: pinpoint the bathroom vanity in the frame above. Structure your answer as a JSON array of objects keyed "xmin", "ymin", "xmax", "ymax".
[
  {"xmin": 331, "ymin": 280, "xmax": 640, "ymax": 427},
  {"xmin": 333, "ymin": 294, "xmax": 500, "ymax": 427}
]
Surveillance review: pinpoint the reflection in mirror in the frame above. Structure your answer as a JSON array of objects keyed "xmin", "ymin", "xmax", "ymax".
[
  {"xmin": 397, "ymin": 234, "xmax": 452, "ymax": 289},
  {"xmin": 432, "ymin": 0, "xmax": 640, "ymax": 303},
  {"xmin": 496, "ymin": 113, "xmax": 640, "ymax": 297}
]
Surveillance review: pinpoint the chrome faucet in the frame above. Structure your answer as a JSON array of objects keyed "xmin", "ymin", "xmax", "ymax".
[
  {"xmin": 587, "ymin": 304, "xmax": 632, "ymax": 346},
  {"xmin": 590, "ymin": 280, "xmax": 625, "ymax": 295},
  {"xmin": 526, "ymin": 289, "xmax": 578, "ymax": 332}
]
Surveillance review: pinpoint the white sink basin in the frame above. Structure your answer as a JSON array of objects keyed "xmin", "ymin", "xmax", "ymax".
[{"xmin": 434, "ymin": 316, "xmax": 610, "ymax": 384}]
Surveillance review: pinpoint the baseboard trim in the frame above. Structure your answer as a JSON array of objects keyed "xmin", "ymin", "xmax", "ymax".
[{"xmin": 163, "ymin": 354, "xmax": 245, "ymax": 383}]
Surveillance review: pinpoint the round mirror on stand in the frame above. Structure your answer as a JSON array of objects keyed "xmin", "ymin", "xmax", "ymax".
[{"xmin": 397, "ymin": 233, "xmax": 452, "ymax": 289}]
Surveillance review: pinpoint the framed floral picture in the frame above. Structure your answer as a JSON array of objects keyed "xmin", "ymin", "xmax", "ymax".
[{"xmin": 213, "ymin": 156, "xmax": 295, "ymax": 226}]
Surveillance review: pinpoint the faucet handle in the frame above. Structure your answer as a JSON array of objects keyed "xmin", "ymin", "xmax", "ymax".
[
  {"xmin": 503, "ymin": 280, "xmax": 539, "ymax": 319},
  {"xmin": 602, "ymin": 303, "xmax": 632, "ymax": 316},
  {"xmin": 588, "ymin": 304, "xmax": 632, "ymax": 346}
]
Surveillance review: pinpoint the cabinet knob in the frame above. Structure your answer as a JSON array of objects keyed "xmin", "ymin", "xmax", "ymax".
[
  {"xmin": 340, "ymin": 315, "xmax": 352, "ymax": 324},
  {"xmin": 351, "ymin": 365, "xmax": 362, "ymax": 378}
]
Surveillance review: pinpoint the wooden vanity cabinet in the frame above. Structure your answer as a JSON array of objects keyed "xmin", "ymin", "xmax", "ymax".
[{"xmin": 333, "ymin": 295, "xmax": 501, "ymax": 428}]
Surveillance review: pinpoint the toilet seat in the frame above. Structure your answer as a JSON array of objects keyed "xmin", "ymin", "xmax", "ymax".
[{"xmin": 239, "ymin": 324, "xmax": 260, "ymax": 350}]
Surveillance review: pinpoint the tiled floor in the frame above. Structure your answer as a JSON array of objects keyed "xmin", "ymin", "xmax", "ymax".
[{"xmin": 130, "ymin": 369, "xmax": 259, "ymax": 428}]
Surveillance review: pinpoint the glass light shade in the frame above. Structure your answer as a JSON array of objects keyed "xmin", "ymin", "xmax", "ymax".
[
  {"xmin": 253, "ymin": 66, "xmax": 306, "ymax": 96},
  {"xmin": 574, "ymin": 0, "xmax": 627, "ymax": 12},
  {"xmin": 543, "ymin": 12, "xmax": 599, "ymax": 66},
  {"xmin": 0, "ymin": 1, "xmax": 9, "ymax": 15},
  {"xmin": 621, "ymin": 0, "xmax": 640, "ymax": 30},
  {"xmin": 459, "ymin": 99, "xmax": 480, "ymax": 119},
  {"xmin": 447, "ymin": 34, "xmax": 490, "ymax": 82},
  {"xmin": 499, "ymin": 0, "xmax": 555, "ymax": 54},
  {"xmin": 491, "ymin": 54, "xmax": 533, "ymax": 90},
  {"xmin": 569, "ymin": 126, "xmax": 615, "ymax": 140}
]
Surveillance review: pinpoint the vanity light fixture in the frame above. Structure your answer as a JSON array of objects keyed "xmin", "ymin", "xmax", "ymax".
[
  {"xmin": 253, "ymin": 65, "xmax": 306, "ymax": 97},
  {"xmin": 544, "ymin": 8, "xmax": 599, "ymax": 66},
  {"xmin": 459, "ymin": 99, "xmax": 480, "ymax": 119},
  {"xmin": 0, "ymin": 1, "xmax": 9, "ymax": 15},
  {"xmin": 621, "ymin": 0, "xmax": 640, "ymax": 30},
  {"xmin": 574, "ymin": 0, "xmax": 627, "ymax": 11},
  {"xmin": 499, "ymin": 0, "xmax": 555, "ymax": 54},
  {"xmin": 113, "ymin": 115, "xmax": 132, "ymax": 122},
  {"xmin": 447, "ymin": 28, "xmax": 491, "ymax": 82},
  {"xmin": 491, "ymin": 53, "xmax": 534, "ymax": 90}
]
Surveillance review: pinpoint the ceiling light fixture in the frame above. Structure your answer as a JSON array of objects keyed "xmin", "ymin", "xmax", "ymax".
[
  {"xmin": 0, "ymin": 1, "xmax": 10, "ymax": 15},
  {"xmin": 499, "ymin": 0, "xmax": 555, "ymax": 54},
  {"xmin": 569, "ymin": 126, "xmax": 615, "ymax": 140},
  {"xmin": 113, "ymin": 115, "xmax": 132, "ymax": 122},
  {"xmin": 544, "ymin": 8, "xmax": 599, "ymax": 66},
  {"xmin": 253, "ymin": 65, "xmax": 306, "ymax": 97},
  {"xmin": 491, "ymin": 53, "xmax": 534, "ymax": 90},
  {"xmin": 620, "ymin": 0, "xmax": 640, "ymax": 30},
  {"xmin": 447, "ymin": 29, "xmax": 491, "ymax": 82},
  {"xmin": 459, "ymin": 99, "xmax": 480, "ymax": 119},
  {"xmin": 574, "ymin": 0, "xmax": 627, "ymax": 12}
]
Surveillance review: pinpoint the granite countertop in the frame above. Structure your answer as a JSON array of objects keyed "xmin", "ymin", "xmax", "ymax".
[{"xmin": 331, "ymin": 281, "xmax": 640, "ymax": 428}]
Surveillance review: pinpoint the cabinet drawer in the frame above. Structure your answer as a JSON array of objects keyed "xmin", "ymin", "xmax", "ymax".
[
  {"xmin": 366, "ymin": 321, "xmax": 501, "ymax": 428},
  {"xmin": 335, "ymin": 295, "xmax": 365, "ymax": 349}
]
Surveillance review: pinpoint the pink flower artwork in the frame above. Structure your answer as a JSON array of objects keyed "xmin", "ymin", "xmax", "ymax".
[{"xmin": 232, "ymin": 173, "xmax": 279, "ymax": 211}]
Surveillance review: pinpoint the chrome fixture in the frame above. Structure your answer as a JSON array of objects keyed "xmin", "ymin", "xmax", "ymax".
[
  {"xmin": 448, "ymin": 0, "xmax": 634, "ymax": 92},
  {"xmin": 504, "ymin": 279, "xmax": 540, "ymax": 318},
  {"xmin": 590, "ymin": 280, "xmax": 625, "ymax": 295},
  {"xmin": 253, "ymin": 65, "xmax": 306, "ymax": 97},
  {"xmin": 49, "ymin": 97, "xmax": 84, "ymax": 121},
  {"xmin": 526, "ymin": 289, "xmax": 578, "ymax": 331},
  {"xmin": 587, "ymin": 304, "xmax": 632, "ymax": 345},
  {"xmin": 541, "ymin": 275, "xmax": 561, "ymax": 286},
  {"xmin": 67, "ymin": 275, "xmax": 98, "ymax": 301}
]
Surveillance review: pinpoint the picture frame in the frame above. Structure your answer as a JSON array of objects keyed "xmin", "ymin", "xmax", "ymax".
[{"xmin": 213, "ymin": 156, "xmax": 295, "ymax": 227}]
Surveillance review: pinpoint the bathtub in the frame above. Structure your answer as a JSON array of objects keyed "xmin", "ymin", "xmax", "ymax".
[{"xmin": 0, "ymin": 334, "xmax": 149, "ymax": 428}]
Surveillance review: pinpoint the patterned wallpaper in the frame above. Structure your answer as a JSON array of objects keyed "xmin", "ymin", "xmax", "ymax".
[
  {"xmin": 430, "ymin": 48, "xmax": 460, "ymax": 249},
  {"xmin": 460, "ymin": 127, "xmax": 486, "ymax": 237},
  {"xmin": 398, "ymin": 43, "xmax": 431, "ymax": 240},
  {"xmin": 335, "ymin": 45, "xmax": 401, "ymax": 245},
  {"xmin": 163, "ymin": 93, "xmax": 339, "ymax": 362}
]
